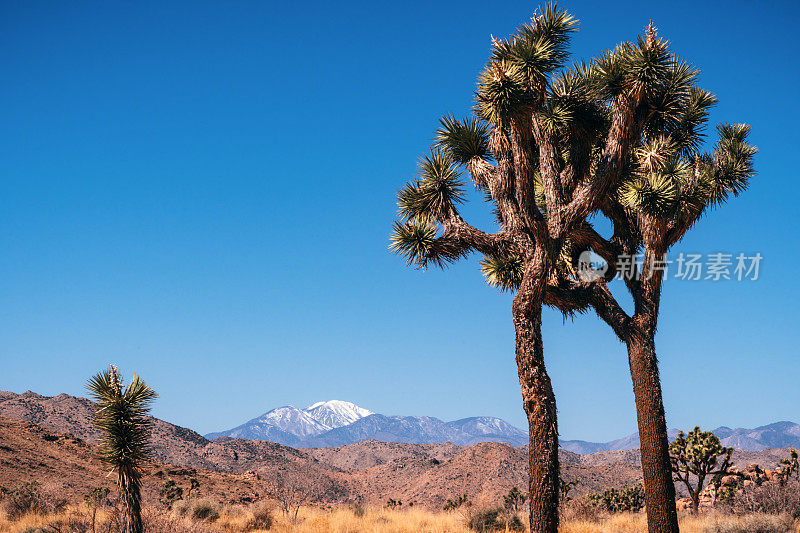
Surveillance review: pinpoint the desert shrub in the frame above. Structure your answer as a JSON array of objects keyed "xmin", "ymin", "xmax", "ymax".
[
  {"xmin": 158, "ymin": 479, "xmax": 183, "ymax": 508},
  {"xmin": 190, "ymin": 499, "xmax": 220, "ymax": 522},
  {"xmin": 2, "ymin": 482, "xmax": 65, "ymax": 520},
  {"xmin": 467, "ymin": 508, "xmax": 524, "ymax": 532},
  {"xmin": 142, "ymin": 508, "xmax": 218, "ymax": 533},
  {"xmin": 351, "ymin": 503, "xmax": 366, "ymax": 517},
  {"xmin": 587, "ymin": 485, "xmax": 645, "ymax": 513},
  {"xmin": 706, "ymin": 513, "xmax": 793, "ymax": 533},
  {"xmin": 725, "ymin": 480, "xmax": 800, "ymax": 519},
  {"xmin": 244, "ymin": 504, "xmax": 274, "ymax": 531},
  {"xmin": 223, "ymin": 504, "xmax": 248, "ymax": 520},
  {"xmin": 560, "ymin": 496, "xmax": 602, "ymax": 522},
  {"xmin": 19, "ymin": 528, "xmax": 51, "ymax": 533},
  {"xmin": 171, "ymin": 498, "xmax": 190, "ymax": 518},
  {"xmin": 47, "ymin": 510, "xmax": 93, "ymax": 533}
]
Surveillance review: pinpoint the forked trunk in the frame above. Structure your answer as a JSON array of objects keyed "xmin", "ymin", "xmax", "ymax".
[
  {"xmin": 514, "ymin": 293, "xmax": 559, "ymax": 533},
  {"xmin": 627, "ymin": 332, "xmax": 679, "ymax": 533}
]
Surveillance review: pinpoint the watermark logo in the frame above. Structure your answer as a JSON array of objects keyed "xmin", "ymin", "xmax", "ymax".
[
  {"xmin": 576, "ymin": 252, "xmax": 763, "ymax": 282},
  {"xmin": 577, "ymin": 250, "xmax": 608, "ymax": 282}
]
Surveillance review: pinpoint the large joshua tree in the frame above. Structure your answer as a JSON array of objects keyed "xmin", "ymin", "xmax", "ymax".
[
  {"xmin": 390, "ymin": 4, "xmax": 755, "ymax": 533},
  {"xmin": 87, "ymin": 366, "xmax": 158, "ymax": 533}
]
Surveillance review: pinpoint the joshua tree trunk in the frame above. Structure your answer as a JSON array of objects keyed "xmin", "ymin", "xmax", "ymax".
[
  {"xmin": 690, "ymin": 489, "xmax": 700, "ymax": 514},
  {"xmin": 119, "ymin": 467, "xmax": 144, "ymax": 533},
  {"xmin": 627, "ymin": 329, "xmax": 679, "ymax": 533},
  {"xmin": 513, "ymin": 260, "xmax": 559, "ymax": 533}
]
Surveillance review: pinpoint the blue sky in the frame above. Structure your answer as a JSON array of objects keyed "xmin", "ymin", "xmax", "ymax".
[{"xmin": 1, "ymin": 1, "xmax": 798, "ymax": 442}]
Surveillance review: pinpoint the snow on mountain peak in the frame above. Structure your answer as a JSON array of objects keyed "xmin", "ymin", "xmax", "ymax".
[
  {"xmin": 303, "ymin": 400, "xmax": 373, "ymax": 429},
  {"xmin": 256, "ymin": 405, "xmax": 329, "ymax": 437}
]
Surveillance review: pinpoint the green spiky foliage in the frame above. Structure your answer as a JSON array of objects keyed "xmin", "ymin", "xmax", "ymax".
[
  {"xmin": 389, "ymin": 5, "xmax": 754, "ymax": 533},
  {"xmin": 443, "ymin": 493, "xmax": 471, "ymax": 512},
  {"xmin": 87, "ymin": 366, "xmax": 157, "ymax": 533},
  {"xmin": 588, "ymin": 485, "xmax": 645, "ymax": 513},
  {"xmin": 503, "ymin": 487, "xmax": 527, "ymax": 512},
  {"xmin": 669, "ymin": 427, "xmax": 733, "ymax": 513},
  {"xmin": 392, "ymin": 17, "xmax": 756, "ymax": 292},
  {"xmin": 779, "ymin": 448, "xmax": 799, "ymax": 482}
]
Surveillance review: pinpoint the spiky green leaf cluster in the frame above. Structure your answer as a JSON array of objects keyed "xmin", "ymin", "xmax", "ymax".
[
  {"xmin": 590, "ymin": 30, "xmax": 672, "ymax": 103},
  {"xmin": 477, "ymin": 3, "xmax": 578, "ymax": 124},
  {"xmin": 494, "ymin": 3, "xmax": 578, "ymax": 75},
  {"xmin": 390, "ymin": 219, "xmax": 463, "ymax": 268},
  {"xmin": 669, "ymin": 426, "xmax": 732, "ymax": 475},
  {"xmin": 87, "ymin": 367, "xmax": 157, "ymax": 472},
  {"xmin": 480, "ymin": 254, "xmax": 524, "ymax": 291},
  {"xmin": 588, "ymin": 485, "xmax": 645, "ymax": 513},
  {"xmin": 619, "ymin": 122, "xmax": 756, "ymax": 225},
  {"xmin": 397, "ymin": 150, "xmax": 465, "ymax": 222},
  {"xmin": 546, "ymin": 62, "xmax": 609, "ymax": 137},
  {"xmin": 435, "ymin": 115, "xmax": 492, "ymax": 164},
  {"xmin": 475, "ymin": 61, "xmax": 536, "ymax": 125},
  {"xmin": 711, "ymin": 124, "xmax": 757, "ymax": 203}
]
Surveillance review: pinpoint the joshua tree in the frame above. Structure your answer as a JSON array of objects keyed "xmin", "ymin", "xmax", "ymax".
[
  {"xmin": 559, "ymin": 477, "xmax": 578, "ymax": 504},
  {"xmin": 444, "ymin": 493, "xmax": 471, "ymax": 511},
  {"xmin": 87, "ymin": 366, "xmax": 157, "ymax": 533},
  {"xmin": 187, "ymin": 476, "xmax": 200, "ymax": 498},
  {"xmin": 779, "ymin": 448, "xmax": 799, "ymax": 481},
  {"xmin": 503, "ymin": 487, "xmax": 527, "ymax": 513},
  {"xmin": 84, "ymin": 487, "xmax": 110, "ymax": 533},
  {"xmin": 669, "ymin": 427, "xmax": 733, "ymax": 513},
  {"xmin": 390, "ymin": 4, "xmax": 755, "ymax": 532}
]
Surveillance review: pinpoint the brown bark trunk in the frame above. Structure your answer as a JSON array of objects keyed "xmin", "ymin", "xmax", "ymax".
[
  {"xmin": 514, "ymin": 295, "xmax": 559, "ymax": 533},
  {"xmin": 627, "ymin": 333, "xmax": 679, "ymax": 533},
  {"xmin": 120, "ymin": 468, "xmax": 143, "ymax": 533}
]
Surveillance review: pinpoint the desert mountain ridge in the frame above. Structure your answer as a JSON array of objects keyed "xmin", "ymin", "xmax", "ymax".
[
  {"xmin": 207, "ymin": 397, "xmax": 800, "ymax": 452},
  {"xmin": 0, "ymin": 389, "xmax": 795, "ymax": 508}
]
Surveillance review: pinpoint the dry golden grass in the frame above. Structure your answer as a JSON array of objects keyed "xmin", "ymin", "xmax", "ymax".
[
  {"xmin": 561, "ymin": 512, "xmax": 800, "ymax": 533},
  {"xmin": 1, "ymin": 504, "xmax": 799, "ymax": 533}
]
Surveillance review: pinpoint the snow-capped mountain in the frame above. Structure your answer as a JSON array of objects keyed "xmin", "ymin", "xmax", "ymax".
[
  {"xmin": 448, "ymin": 416, "xmax": 528, "ymax": 445},
  {"xmin": 304, "ymin": 400, "xmax": 373, "ymax": 429},
  {"xmin": 207, "ymin": 403, "xmax": 800, "ymax": 453},
  {"xmin": 205, "ymin": 401, "xmax": 527, "ymax": 447},
  {"xmin": 205, "ymin": 400, "xmax": 374, "ymax": 442}
]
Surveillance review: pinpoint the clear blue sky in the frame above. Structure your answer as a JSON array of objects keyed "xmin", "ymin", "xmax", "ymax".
[{"xmin": 1, "ymin": 1, "xmax": 798, "ymax": 442}]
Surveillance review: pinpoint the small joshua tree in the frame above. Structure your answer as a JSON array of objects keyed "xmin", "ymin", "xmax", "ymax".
[
  {"xmin": 386, "ymin": 498, "xmax": 402, "ymax": 509},
  {"xmin": 669, "ymin": 427, "xmax": 732, "ymax": 513},
  {"xmin": 444, "ymin": 493, "xmax": 471, "ymax": 511},
  {"xmin": 559, "ymin": 477, "xmax": 578, "ymax": 504},
  {"xmin": 779, "ymin": 449, "xmax": 799, "ymax": 482},
  {"xmin": 187, "ymin": 476, "xmax": 200, "ymax": 498},
  {"xmin": 84, "ymin": 487, "xmax": 110, "ymax": 533},
  {"xmin": 87, "ymin": 366, "xmax": 157, "ymax": 533},
  {"xmin": 503, "ymin": 487, "xmax": 526, "ymax": 513}
]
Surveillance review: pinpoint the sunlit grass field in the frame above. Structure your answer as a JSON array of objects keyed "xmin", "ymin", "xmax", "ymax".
[{"xmin": 2, "ymin": 503, "xmax": 798, "ymax": 533}]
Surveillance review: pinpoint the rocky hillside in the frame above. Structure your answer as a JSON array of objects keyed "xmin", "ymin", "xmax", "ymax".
[{"xmin": 0, "ymin": 390, "xmax": 794, "ymax": 509}]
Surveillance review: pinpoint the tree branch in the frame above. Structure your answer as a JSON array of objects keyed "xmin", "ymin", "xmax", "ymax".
[{"xmin": 560, "ymin": 94, "xmax": 641, "ymax": 229}]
